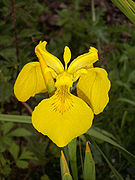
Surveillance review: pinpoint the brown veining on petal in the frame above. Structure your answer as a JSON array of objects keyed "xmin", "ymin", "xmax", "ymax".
[{"xmin": 50, "ymin": 85, "xmax": 74, "ymax": 114}]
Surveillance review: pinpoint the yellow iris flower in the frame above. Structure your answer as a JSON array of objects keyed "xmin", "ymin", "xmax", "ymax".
[{"xmin": 14, "ymin": 41, "xmax": 111, "ymax": 147}]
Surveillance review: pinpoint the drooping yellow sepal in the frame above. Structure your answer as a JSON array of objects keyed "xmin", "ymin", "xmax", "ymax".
[
  {"xmin": 77, "ymin": 68, "xmax": 111, "ymax": 115},
  {"xmin": 14, "ymin": 62, "xmax": 47, "ymax": 102},
  {"xmin": 68, "ymin": 47, "xmax": 98, "ymax": 74},
  {"xmin": 32, "ymin": 89, "xmax": 94, "ymax": 147}
]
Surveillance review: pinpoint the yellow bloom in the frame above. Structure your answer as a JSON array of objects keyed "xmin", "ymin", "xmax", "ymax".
[{"xmin": 14, "ymin": 41, "xmax": 110, "ymax": 147}]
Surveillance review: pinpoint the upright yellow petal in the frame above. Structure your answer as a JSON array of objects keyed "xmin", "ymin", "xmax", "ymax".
[
  {"xmin": 14, "ymin": 62, "xmax": 47, "ymax": 102},
  {"xmin": 77, "ymin": 68, "xmax": 111, "ymax": 115},
  {"xmin": 63, "ymin": 46, "xmax": 71, "ymax": 70},
  {"xmin": 35, "ymin": 41, "xmax": 64, "ymax": 74},
  {"xmin": 68, "ymin": 47, "xmax": 98, "ymax": 74},
  {"xmin": 32, "ymin": 88, "xmax": 94, "ymax": 147}
]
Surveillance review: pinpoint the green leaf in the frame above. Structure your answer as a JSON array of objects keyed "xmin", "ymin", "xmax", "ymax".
[
  {"xmin": 16, "ymin": 160, "xmax": 28, "ymax": 169},
  {"xmin": 118, "ymin": 98, "xmax": 135, "ymax": 106},
  {"xmin": 87, "ymin": 127, "xmax": 135, "ymax": 166},
  {"xmin": 111, "ymin": 0, "xmax": 135, "ymax": 24},
  {"xmin": 2, "ymin": 122, "xmax": 14, "ymax": 135},
  {"xmin": 93, "ymin": 142, "xmax": 124, "ymax": 180},
  {"xmin": 0, "ymin": 141, "xmax": 6, "ymax": 152},
  {"xmin": 0, "ymin": 48, "xmax": 16, "ymax": 60},
  {"xmin": 0, "ymin": 114, "xmax": 31, "ymax": 123},
  {"xmin": 0, "ymin": 35, "xmax": 13, "ymax": 46},
  {"xmin": 0, "ymin": 153, "xmax": 7, "ymax": 166},
  {"xmin": 116, "ymin": 80, "xmax": 134, "ymax": 97},
  {"xmin": 68, "ymin": 138, "xmax": 78, "ymax": 180},
  {"xmin": 19, "ymin": 29, "xmax": 42, "ymax": 38},
  {"xmin": 8, "ymin": 128, "xmax": 32, "ymax": 137},
  {"xmin": 9, "ymin": 143, "xmax": 19, "ymax": 160},
  {"xmin": 121, "ymin": 111, "xmax": 128, "ymax": 129},
  {"xmin": 92, "ymin": 127, "xmax": 116, "ymax": 140},
  {"xmin": 83, "ymin": 142, "xmax": 95, "ymax": 180},
  {"xmin": 19, "ymin": 148, "xmax": 34, "ymax": 160},
  {"xmin": 1, "ymin": 136, "xmax": 13, "ymax": 146},
  {"xmin": 0, "ymin": 82, "xmax": 13, "ymax": 102},
  {"xmin": 87, "ymin": 127, "xmax": 134, "ymax": 157},
  {"xmin": 0, "ymin": 154, "xmax": 11, "ymax": 176}
]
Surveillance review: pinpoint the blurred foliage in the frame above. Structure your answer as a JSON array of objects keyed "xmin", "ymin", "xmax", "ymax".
[{"xmin": 0, "ymin": 0, "xmax": 135, "ymax": 179}]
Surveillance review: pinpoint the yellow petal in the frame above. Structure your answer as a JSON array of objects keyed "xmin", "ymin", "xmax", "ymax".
[
  {"xmin": 14, "ymin": 62, "xmax": 47, "ymax": 102},
  {"xmin": 77, "ymin": 68, "xmax": 111, "ymax": 115},
  {"xmin": 32, "ymin": 89, "xmax": 94, "ymax": 147},
  {"xmin": 35, "ymin": 41, "xmax": 64, "ymax": 74},
  {"xmin": 63, "ymin": 46, "xmax": 71, "ymax": 70},
  {"xmin": 68, "ymin": 47, "xmax": 98, "ymax": 74}
]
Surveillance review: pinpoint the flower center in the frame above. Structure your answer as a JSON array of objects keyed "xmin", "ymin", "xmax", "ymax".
[
  {"xmin": 50, "ymin": 72, "xmax": 73, "ymax": 114},
  {"xmin": 50, "ymin": 86, "xmax": 73, "ymax": 114},
  {"xmin": 55, "ymin": 71, "xmax": 73, "ymax": 89}
]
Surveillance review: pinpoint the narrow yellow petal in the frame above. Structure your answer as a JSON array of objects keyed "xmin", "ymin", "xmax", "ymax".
[
  {"xmin": 35, "ymin": 41, "xmax": 64, "ymax": 74},
  {"xmin": 77, "ymin": 68, "xmax": 111, "ymax": 115},
  {"xmin": 68, "ymin": 47, "xmax": 98, "ymax": 74},
  {"xmin": 14, "ymin": 62, "xmax": 47, "ymax": 102},
  {"xmin": 63, "ymin": 46, "xmax": 71, "ymax": 70},
  {"xmin": 32, "ymin": 89, "xmax": 94, "ymax": 147}
]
